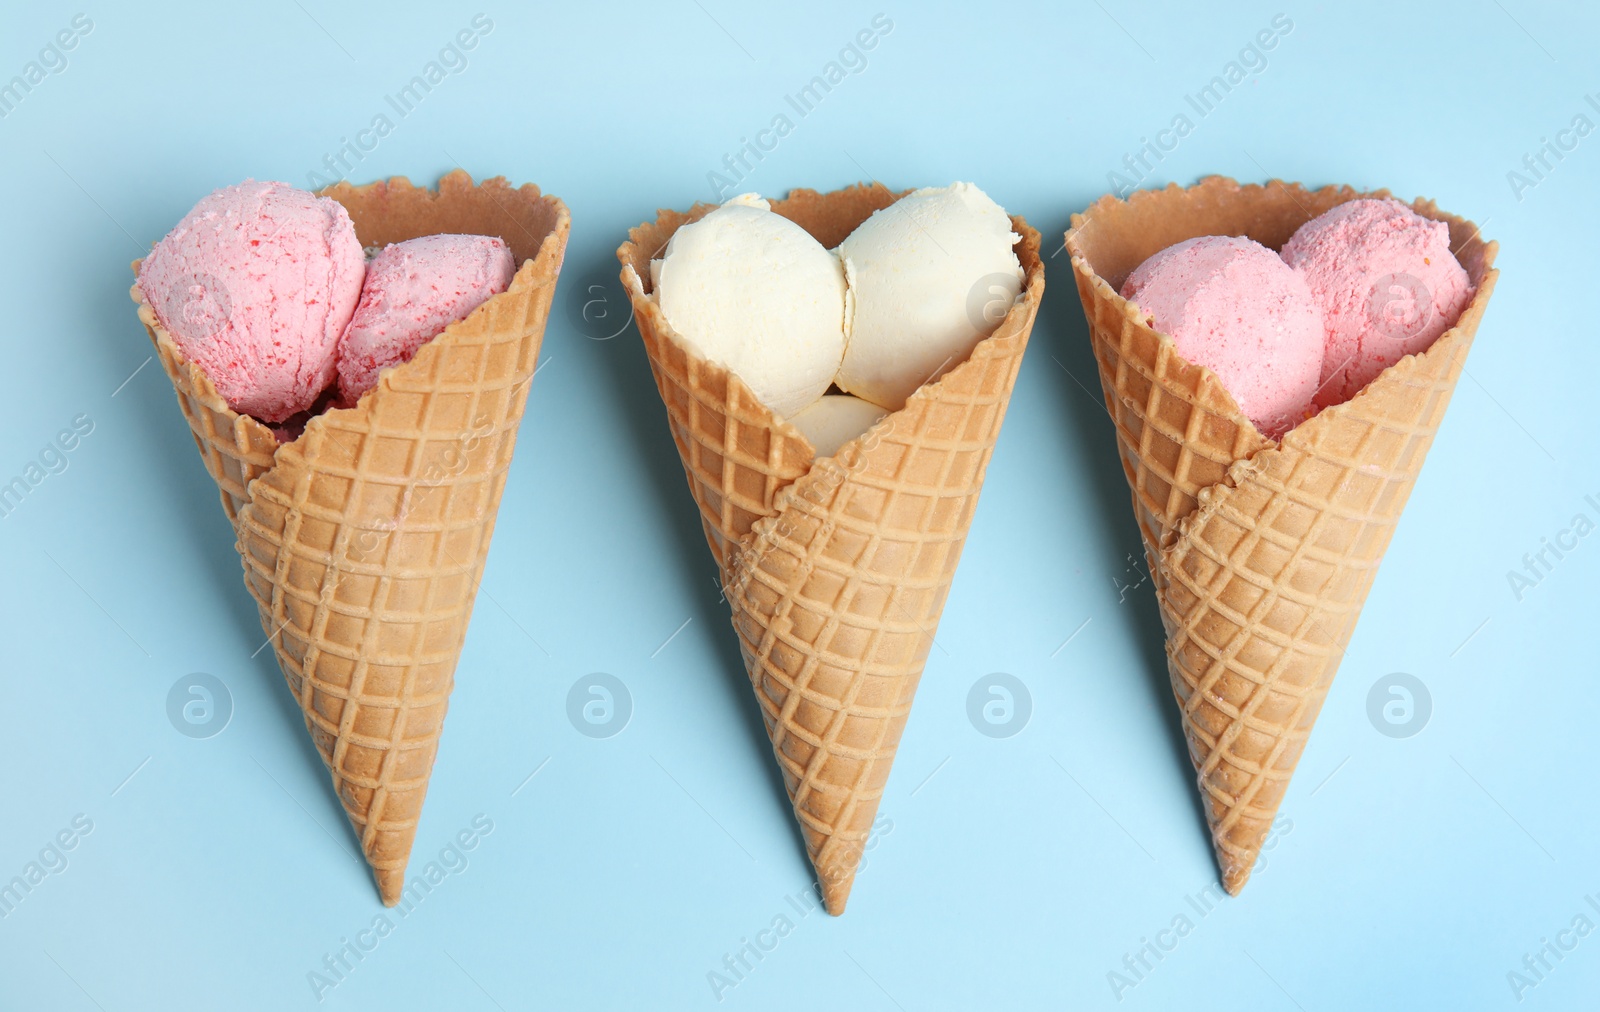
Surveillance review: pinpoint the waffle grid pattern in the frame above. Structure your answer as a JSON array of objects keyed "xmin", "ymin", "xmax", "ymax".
[
  {"xmin": 729, "ymin": 347, "xmax": 1023, "ymax": 901},
  {"xmin": 138, "ymin": 298, "xmax": 281, "ymax": 520},
  {"xmin": 1140, "ymin": 324, "xmax": 1468, "ymax": 886},
  {"xmin": 235, "ymin": 286, "xmax": 539, "ymax": 898},
  {"xmin": 638, "ymin": 315, "xmax": 815, "ymax": 574},
  {"xmin": 136, "ymin": 174, "xmax": 569, "ymax": 905},
  {"xmin": 1065, "ymin": 178, "xmax": 1497, "ymax": 893},
  {"xmin": 622, "ymin": 196, "xmax": 1043, "ymax": 913}
]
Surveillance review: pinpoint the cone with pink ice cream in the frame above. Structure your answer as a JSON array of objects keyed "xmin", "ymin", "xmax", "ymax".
[
  {"xmin": 132, "ymin": 170, "xmax": 568, "ymax": 904},
  {"xmin": 1065, "ymin": 176, "xmax": 1497, "ymax": 894}
]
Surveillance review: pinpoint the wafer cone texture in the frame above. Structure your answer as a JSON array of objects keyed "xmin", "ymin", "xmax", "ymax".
[
  {"xmin": 134, "ymin": 171, "xmax": 570, "ymax": 905},
  {"xmin": 620, "ymin": 184, "xmax": 1044, "ymax": 913},
  {"xmin": 1065, "ymin": 177, "xmax": 1497, "ymax": 893}
]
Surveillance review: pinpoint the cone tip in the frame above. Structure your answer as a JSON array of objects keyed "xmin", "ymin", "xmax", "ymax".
[
  {"xmin": 376, "ymin": 867, "xmax": 405, "ymax": 907},
  {"xmin": 820, "ymin": 875, "xmax": 853, "ymax": 916}
]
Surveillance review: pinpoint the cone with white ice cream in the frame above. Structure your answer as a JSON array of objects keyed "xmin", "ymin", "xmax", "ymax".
[{"xmin": 619, "ymin": 182, "xmax": 1043, "ymax": 913}]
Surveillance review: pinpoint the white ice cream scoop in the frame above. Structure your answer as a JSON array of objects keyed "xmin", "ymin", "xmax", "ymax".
[
  {"xmin": 652, "ymin": 193, "xmax": 847, "ymax": 419},
  {"xmin": 836, "ymin": 182, "xmax": 1023, "ymax": 411},
  {"xmin": 788, "ymin": 394, "xmax": 889, "ymax": 458}
]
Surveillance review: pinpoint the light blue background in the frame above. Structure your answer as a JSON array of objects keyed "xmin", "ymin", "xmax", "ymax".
[{"xmin": 0, "ymin": 1, "xmax": 1594, "ymax": 1008}]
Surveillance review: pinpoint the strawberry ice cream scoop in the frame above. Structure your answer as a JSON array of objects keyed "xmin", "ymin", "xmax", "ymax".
[
  {"xmin": 1281, "ymin": 198, "xmax": 1473, "ymax": 407},
  {"xmin": 1121, "ymin": 235, "xmax": 1324, "ymax": 438},
  {"xmin": 336, "ymin": 234, "xmax": 515, "ymax": 404},
  {"xmin": 138, "ymin": 180, "xmax": 365, "ymax": 423}
]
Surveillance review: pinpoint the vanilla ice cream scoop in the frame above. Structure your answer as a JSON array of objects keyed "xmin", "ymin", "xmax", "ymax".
[
  {"xmin": 652, "ymin": 193, "xmax": 847, "ymax": 419},
  {"xmin": 789, "ymin": 394, "xmax": 889, "ymax": 458},
  {"xmin": 836, "ymin": 183, "xmax": 1023, "ymax": 411}
]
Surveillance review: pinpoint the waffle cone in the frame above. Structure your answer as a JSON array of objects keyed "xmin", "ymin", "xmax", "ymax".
[
  {"xmin": 133, "ymin": 170, "xmax": 570, "ymax": 905},
  {"xmin": 619, "ymin": 184, "xmax": 1043, "ymax": 913},
  {"xmin": 1065, "ymin": 177, "xmax": 1497, "ymax": 894}
]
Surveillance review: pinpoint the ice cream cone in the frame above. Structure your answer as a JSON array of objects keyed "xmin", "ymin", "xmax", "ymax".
[
  {"xmin": 618, "ymin": 183, "xmax": 1044, "ymax": 913},
  {"xmin": 1064, "ymin": 176, "xmax": 1497, "ymax": 893},
  {"xmin": 133, "ymin": 170, "xmax": 570, "ymax": 905}
]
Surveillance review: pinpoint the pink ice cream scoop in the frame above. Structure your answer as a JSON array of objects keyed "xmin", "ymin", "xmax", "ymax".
[
  {"xmin": 336, "ymin": 234, "xmax": 515, "ymax": 405},
  {"xmin": 1120, "ymin": 235, "xmax": 1324, "ymax": 438},
  {"xmin": 1281, "ymin": 197, "xmax": 1473, "ymax": 408},
  {"xmin": 138, "ymin": 180, "xmax": 365, "ymax": 423}
]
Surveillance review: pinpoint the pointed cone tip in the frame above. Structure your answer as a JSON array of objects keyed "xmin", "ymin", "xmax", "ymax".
[
  {"xmin": 820, "ymin": 875, "xmax": 853, "ymax": 916},
  {"xmin": 376, "ymin": 867, "xmax": 405, "ymax": 907}
]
